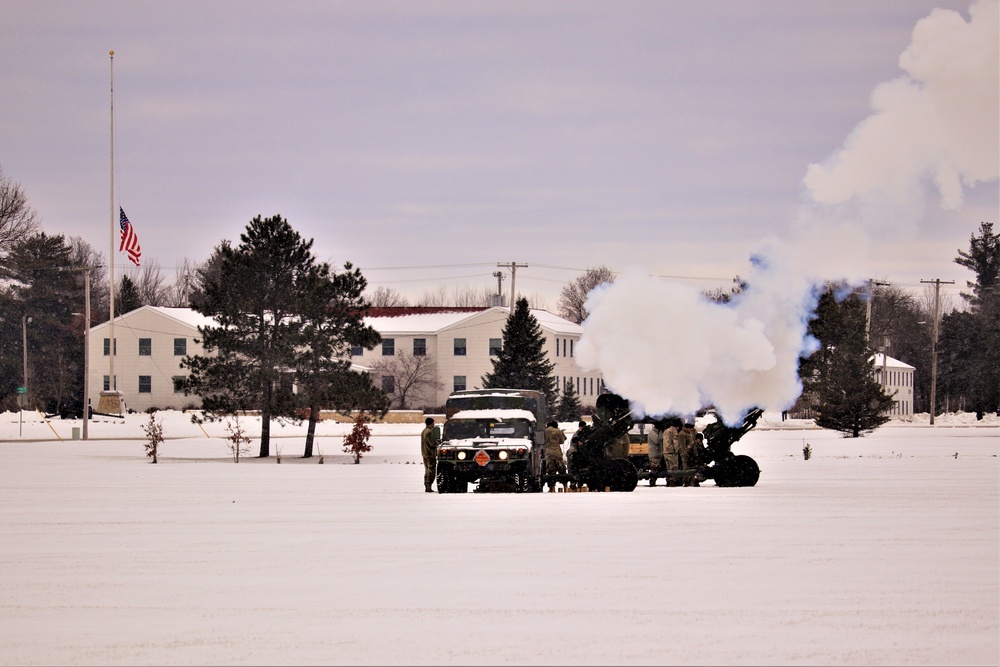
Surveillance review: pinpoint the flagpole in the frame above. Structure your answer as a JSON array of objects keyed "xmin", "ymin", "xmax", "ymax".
[{"xmin": 108, "ymin": 50, "xmax": 116, "ymax": 395}]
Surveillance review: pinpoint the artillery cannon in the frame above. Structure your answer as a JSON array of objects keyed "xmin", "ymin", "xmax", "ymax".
[
  {"xmin": 556, "ymin": 392, "xmax": 763, "ymax": 489},
  {"xmin": 556, "ymin": 392, "xmax": 641, "ymax": 492}
]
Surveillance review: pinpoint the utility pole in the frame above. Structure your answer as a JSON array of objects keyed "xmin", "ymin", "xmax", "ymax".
[
  {"xmin": 920, "ymin": 278, "xmax": 954, "ymax": 425},
  {"xmin": 492, "ymin": 270, "xmax": 505, "ymax": 307},
  {"xmin": 497, "ymin": 262, "xmax": 527, "ymax": 313}
]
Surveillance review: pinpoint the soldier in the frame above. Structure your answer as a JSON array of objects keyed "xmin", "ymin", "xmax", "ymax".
[
  {"xmin": 646, "ymin": 420, "xmax": 664, "ymax": 486},
  {"xmin": 567, "ymin": 421, "xmax": 587, "ymax": 471},
  {"xmin": 544, "ymin": 420, "xmax": 567, "ymax": 491},
  {"xmin": 662, "ymin": 417, "xmax": 683, "ymax": 486},
  {"xmin": 678, "ymin": 420, "xmax": 697, "ymax": 486},
  {"xmin": 420, "ymin": 417, "xmax": 440, "ymax": 493}
]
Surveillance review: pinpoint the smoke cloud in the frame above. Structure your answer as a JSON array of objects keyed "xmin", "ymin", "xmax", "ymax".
[
  {"xmin": 805, "ymin": 0, "xmax": 998, "ymax": 211},
  {"xmin": 577, "ymin": 0, "xmax": 999, "ymax": 424}
]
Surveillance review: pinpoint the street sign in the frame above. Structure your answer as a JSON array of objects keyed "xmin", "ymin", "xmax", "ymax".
[{"xmin": 16, "ymin": 387, "xmax": 26, "ymax": 394}]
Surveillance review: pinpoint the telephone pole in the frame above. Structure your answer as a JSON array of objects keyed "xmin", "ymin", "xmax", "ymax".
[
  {"xmin": 497, "ymin": 262, "xmax": 527, "ymax": 313},
  {"xmin": 920, "ymin": 278, "xmax": 954, "ymax": 425}
]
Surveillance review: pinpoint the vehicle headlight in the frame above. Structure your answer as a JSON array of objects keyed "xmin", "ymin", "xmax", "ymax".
[
  {"xmin": 498, "ymin": 450, "xmax": 509, "ymax": 460},
  {"xmin": 457, "ymin": 451, "xmax": 467, "ymax": 460}
]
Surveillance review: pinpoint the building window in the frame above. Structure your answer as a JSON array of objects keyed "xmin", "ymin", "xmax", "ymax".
[
  {"xmin": 172, "ymin": 376, "xmax": 185, "ymax": 393},
  {"xmin": 570, "ymin": 339, "xmax": 574, "ymax": 357},
  {"xmin": 103, "ymin": 338, "xmax": 116, "ymax": 356},
  {"xmin": 103, "ymin": 375, "xmax": 110, "ymax": 391},
  {"xmin": 413, "ymin": 338, "xmax": 426, "ymax": 356},
  {"xmin": 139, "ymin": 338, "xmax": 152, "ymax": 356},
  {"xmin": 562, "ymin": 339, "xmax": 566, "ymax": 357},
  {"xmin": 381, "ymin": 376, "xmax": 395, "ymax": 393},
  {"xmin": 453, "ymin": 375, "xmax": 466, "ymax": 392},
  {"xmin": 382, "ymin": 338, "xmax": 395, "ymax": 356},
  {"xmin": 454, "ymin": 338, "xmax": 466, "ymax": 356},
  {"xmin": 489, "ymin": 338, "xmax": 502, "ymax": 356},
  {"xmin": 174, "ymin": 338, "xmax": 187, "ymax": 356},
  {"xmin": 138, "ymin": 376, "xmax": 151, "ymax": 393},
  {"xmin": 350, "ymin": 344, "xmax": 363, "ymax": 357},
  {"xmin": 555, "ymin": 337, "xmax": 560, "ymax": 357}
]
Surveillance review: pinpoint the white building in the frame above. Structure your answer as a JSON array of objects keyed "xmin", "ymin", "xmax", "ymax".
[
  {"xmin": 87, "ymin": 306, "xmax": 215, "ymax": 413},
  {"xmin": 873, "ymin": 353, "xmax": 916, "ymax": 417},
  {"xmin": 357, "ymin": 306, "xmax": 604, "ymax": 409},
  {"xmin": 87, "ymin": 305, "xmax": 602, "ymax": 414}
]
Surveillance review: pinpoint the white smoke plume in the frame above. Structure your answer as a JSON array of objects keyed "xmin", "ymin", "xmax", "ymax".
[
  {"xmin": 577, "ymin": 0, "xmax": 998, "ymax": 424},
  {"xmin": 805, "ymin": 0, "xmax": 998, "ymax": 211},
  {"xmin": 576, "ymin": 247, "xmax": 820, "ymax": 425}
]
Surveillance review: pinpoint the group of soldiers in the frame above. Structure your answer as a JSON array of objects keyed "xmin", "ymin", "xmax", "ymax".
[
  {"xmin": 645, "ymin": 418, "xmax": 703, "ymax": 486},
  {"xmin": 421, "ymin": 415, "xmax": 706, "ymax": 493}
]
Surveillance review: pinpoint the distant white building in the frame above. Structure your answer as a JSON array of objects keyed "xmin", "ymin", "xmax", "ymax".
[
  {"xmin": 87, "ymin": 305, "xmax": 602, "ymax": 413},
  {"xmin": 88, "ymin": 306, "xmax": 215, "ymax": 413},
  {"xmin": 873, "ymin": 353, "xmax": 915, "ymax": 417},
  {"xmin": 358, "ymin": 306, "xmax": 604, "ymax": 408}
]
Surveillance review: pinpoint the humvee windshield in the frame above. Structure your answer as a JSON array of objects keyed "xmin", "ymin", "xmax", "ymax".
[
  {"xmin": 445, "ymin": 391, "xmax": 543, "ymax": 423},
  {"xmin": 443, "ymin": 418, "xmax": 534, "ymax": 441}
]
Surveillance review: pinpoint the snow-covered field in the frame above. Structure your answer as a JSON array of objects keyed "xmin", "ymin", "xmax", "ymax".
[{"xmin": 1, "ymin": 410, "xmax": 997, "ymax": 666}]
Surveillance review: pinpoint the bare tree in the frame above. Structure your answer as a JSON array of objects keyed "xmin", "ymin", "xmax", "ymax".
[
  {"xmin": 369, "ymin": 350, "xmax": 443, "ymax": 409},
  {"xmin": 68, "ymin": 236, "xmax": 108, "ymax": 325},
  {"xmin": 451, "ymin": 285, "xmax": 495, "ymax": 307},
  {"xmin": 416, "ymin": 285, "xmax": 449, "ymax": 307},
  {"xmin": 163, "ymin": 258, "xmax": 196, "ymax": 307},
  {"xmin": 0, "ymin": 166, "xmax": 41, "ymax": 256},
  {"xmin": 368, "ymin": 285, "xmax": 410, "ymax": 308},
  {"xmin": 135, "ymin": 262, "xmax": 169, "ymax": 306},
  {"xmin": 557, "ymin": 266, "xmax": 616, "ymax": 323}
]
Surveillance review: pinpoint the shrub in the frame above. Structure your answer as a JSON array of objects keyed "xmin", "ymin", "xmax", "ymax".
[
  {"xmin": 342, "ymin": 414, "xmax": 373, "ymax": 464},
  {"xmin": 141, "ymin": 413, "xmax": 164, "ymax": 463}
]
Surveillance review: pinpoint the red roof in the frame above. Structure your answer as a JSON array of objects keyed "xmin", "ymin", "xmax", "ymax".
[{"xmin": 365, "ymin": 306, "xmax": 490, "ymax": 318}]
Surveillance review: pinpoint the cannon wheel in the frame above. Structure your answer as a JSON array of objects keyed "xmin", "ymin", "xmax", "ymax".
[{"xmin": 715, "ymin": 455, "xmax": 760, "ymax": 487}]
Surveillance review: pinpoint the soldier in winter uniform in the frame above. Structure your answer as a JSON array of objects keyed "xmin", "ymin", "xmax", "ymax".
[
  {"xmin": 678, "ymin": 421, "xmax": 697, "ymax": 486},
  {"xmin": 646, "ymin": 420, "xmax": 664, "ymax": 486},
  {"xmin": 662, "ymin": 417, "xmax": 683, "ymax": 486},
  {"xmin": 420, "ymin": 417, "xmax": 440, "ymax": 493},
  {"xmin": 544, "ymin": 420, "xmax": 567, "ymax": 491}
]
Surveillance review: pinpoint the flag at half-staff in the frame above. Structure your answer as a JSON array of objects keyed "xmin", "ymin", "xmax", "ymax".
[{"xmin": 119, "ymin": 206, "xmax": 141, "ymax": 266}]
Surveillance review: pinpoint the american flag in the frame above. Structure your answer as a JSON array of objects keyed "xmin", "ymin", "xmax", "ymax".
[{"xmin": 119, "ymin": 207, "xmax": 141, "ymax": 266}]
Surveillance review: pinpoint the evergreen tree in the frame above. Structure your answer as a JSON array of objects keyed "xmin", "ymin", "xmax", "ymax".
[
  {"xmin": 481, "ymin": 297, "xmax": 557, "ymax": 405},
  {"xmin": 803, "ymin": 288, "xmax": 893, "ymax": 437},
  {"xmin": 0, "ymin": 233, "xmax": 86, "ymax": 415},
  {"xmin": 183, "ymin": 215, "xmax": 317, "ymax": 457},
  {"xmin": 117, "ymin": 275, "xmax": 141, "ymax": 314},
  {"xmin": 939, "ymin": 222, "xmax": 1000, "ymax": 417},
  {"xmin": 955, "ymin": 221, "xmax": 999, "ymax": 308},
  {"xmin": 555, "ymin": 379, "xmax": 582, "ymax": 421},
  {"xmin": 293, "ymin": 260, "xmax": 387, "ymax": 458}
]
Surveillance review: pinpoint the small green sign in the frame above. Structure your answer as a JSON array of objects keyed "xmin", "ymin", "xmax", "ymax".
[{"xmin": 16, "ymin": 387, "xmax": 26, "ymax": 394}]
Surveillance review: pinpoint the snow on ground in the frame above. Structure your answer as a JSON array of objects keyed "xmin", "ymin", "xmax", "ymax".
[{"xmin": 0, "ymin": 410, "xmax": 997, "ymax": 665}]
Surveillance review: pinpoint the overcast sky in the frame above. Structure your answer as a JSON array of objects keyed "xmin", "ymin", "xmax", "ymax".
[{"xmin": 2, "ymin": 0, "xmax": 997, "ymax": 307}]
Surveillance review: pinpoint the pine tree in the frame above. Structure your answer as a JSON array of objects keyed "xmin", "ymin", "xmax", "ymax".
[
  {"xmin": 117, "ymin": 275, "xmax": 141, "ymax": 314},
  {"xmin": 940, "ymin": 221, "xmax": 1000, "ymax": 417},
  {"xmin": 0, "ymin": 233, "xmax": 85, "ymax": 416},
  {"xmin": 481, "ymin": 298, "xmax": 558, "ymax": 405},
  {"xmin": 804, "ymin": 288, "xmax": 894, "ymax": 437},
  {"xmin": 183, "ymin": 215, "xmax": 317, "ymax": 457},
  {"xmin": 555, "ymin": 379, "xmax": 582, "ymax": 421},
  {"xmin": 294, "ymin": 260, "xmax": 388, "ymax": 457}
]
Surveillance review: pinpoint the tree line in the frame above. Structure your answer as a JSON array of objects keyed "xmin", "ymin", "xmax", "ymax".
[{"xmin": 1, "ymin": 163, "xmax": 996, "ymax": 437}]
